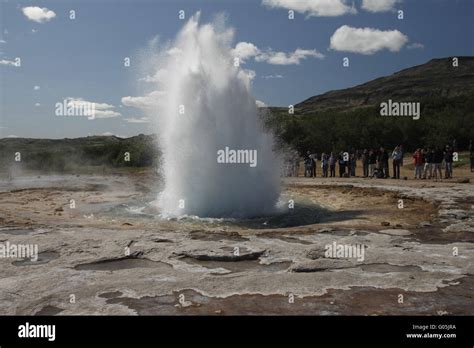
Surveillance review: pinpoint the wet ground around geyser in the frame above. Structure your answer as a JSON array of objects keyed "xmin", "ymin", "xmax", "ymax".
[{"xmin": 0, "ymin": 173, "xmax": 473, "ymax": 315}]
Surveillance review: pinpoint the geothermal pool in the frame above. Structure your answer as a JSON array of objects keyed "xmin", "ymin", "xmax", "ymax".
[{"xmin": 1, "ymin": 173, "xmax": 473, "ymax": 315}]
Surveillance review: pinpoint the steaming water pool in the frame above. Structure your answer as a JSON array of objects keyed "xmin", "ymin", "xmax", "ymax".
[
  {"xmin": 102, "ymin": 194, "xmax": 327, "ymax": 229},
  {"xmin": 1, "ymin": 173, "xmax": 440, "ymax": 236},
  {"xmin": 1, "ymin": 174, "xmax": 334, "ymax": 230}
]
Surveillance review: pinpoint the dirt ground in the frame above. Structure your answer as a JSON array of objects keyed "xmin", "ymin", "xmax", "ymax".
[{"xmin": 0, "ymin": 170, "xmax": 472, "ymax": 315}]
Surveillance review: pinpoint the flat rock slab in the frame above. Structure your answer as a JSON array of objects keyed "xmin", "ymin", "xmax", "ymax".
[
  {"xmin": 290, "ymin": 259, "xmax": 355, "ymax": 273},
  {"xmin": 443, "ymin": 222, "xmax": 474, "ymax": 233},
  {"xmin": 438, "ymin": 209, "xmax": 469, "ymax": 220},
  {"xmin": 379, "ymin": 229, "xmax": 412, "ymax": 236},
  {"xmin": 176, "ymin": 248, "xmax": 266, "ymax": 262}
]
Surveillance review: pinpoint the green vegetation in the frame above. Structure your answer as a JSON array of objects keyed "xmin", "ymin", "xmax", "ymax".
[
  {"xmin": 0, "ymin": 134, "xmax": 158, "ymax": 174},
  {"xmin": 264, "ymin": 94, "xmax": 474, "ymax": 155}
]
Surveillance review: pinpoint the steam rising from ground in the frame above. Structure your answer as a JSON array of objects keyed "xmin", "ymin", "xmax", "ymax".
[{"xmin": 142, "ymin": 13, "xmax": 281, "ymax": 218}]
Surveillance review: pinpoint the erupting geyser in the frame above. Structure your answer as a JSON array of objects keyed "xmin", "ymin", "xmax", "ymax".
[{"xmin": 145, "ymin": 13, "xmax": 281, "ymax": 218}]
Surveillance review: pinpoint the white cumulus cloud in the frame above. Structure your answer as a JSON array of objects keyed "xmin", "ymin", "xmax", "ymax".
[
  {"xmin": 361, "ymin": 0, "xmax": 400, "ymax": 13},
  {"xmin": 232, "ymin": 42, "xmax": 324, "ymax": 65},
  {"xmin": 121, "ymin": 91, "xmax": 165, "ymax": 109},
  {"xmin": 124, "ymin": 116, "xmax": 150, "ymax": 124},
  {"xmin": 93, "ymin": 110, "xmax": 121, "ymax": 118},
  {"xmin": 262, "ymin": 74, "xmax": 284, "ymax": 79},
  {"xmin": 407, "ymin": 42, "xmax": 424, "ymax": 50},
  {"xmin": 329, "ymin": 25, "xmax": 408, "ymax": 55},
  {"xmin": 65, "ymin": 97, "xmax": 121, "ymax": 119},
  {"xmin": 34, "ymin": 85, "xmax": 40, "ymax": 90},
  {"xmin": 262, "ymin": 0, "xmax": 356, "ymax": 17},
  {"xmin": 232, "ymin": 42, "xmax": 261, "ymax": 62},
  {"xmin": 0, "ymin": 59, "xmax": 18, "ymax": 67},
  {"xmin": 21, "ymin": 7, "xmax": 56, "ymax": 23},
  {"xmin": 256, "ymin": 48, "xmax": 324, "ymax": 65}
]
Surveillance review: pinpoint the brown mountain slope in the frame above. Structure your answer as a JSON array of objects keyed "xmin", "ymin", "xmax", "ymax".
[{"xmin": 295, "ymin": 56, "xmax": 474, "ymax": 114}]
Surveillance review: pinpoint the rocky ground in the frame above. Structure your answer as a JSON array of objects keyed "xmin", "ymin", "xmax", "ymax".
[{"xmin": 0, "ymin": 173, "xmax": 472, "ymax": 315}]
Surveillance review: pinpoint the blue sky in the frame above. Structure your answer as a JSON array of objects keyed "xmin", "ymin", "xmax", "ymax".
[{"xmin": 1, "ymin": 0, "xmax": 473, "ymax": 138}]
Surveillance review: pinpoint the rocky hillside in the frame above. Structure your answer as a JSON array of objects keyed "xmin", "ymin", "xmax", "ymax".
[{"xmin": 294, "ymin": 56, "xmax": 474, "ymax": 115}]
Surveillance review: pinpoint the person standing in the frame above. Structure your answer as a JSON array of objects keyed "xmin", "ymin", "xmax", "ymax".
[
  {"xmin": 361, "ymin": 149, "xmax": 369, "ymax": 177},
  {"xmin": 349, "ymin": 153, "xmax": 356, "ymax": 177},
  {"xmin": 392, "ymin": 146, "xmax": 402, "ymax": 179},
  {"xmin": 368, "ymin": 149, "xmax": 377, "ymax": 177},
  {"xmin": 376, "ymin": 148, "xmax": 383, "ymax": 177},
  {"xmin": 378, "ymin": 147, "xmax": 389, "ymax": 178},
  {"xmin": 321, "ymin": 153, "xmax": 329, "ymax": 177},
  {"xmin": 304, "ymin": 151, "xmax": 313, "ymax": 177},
  {"xmin": 329, "ymin": 152, "xmax": 336, "ymax": 177},
  {"xmin": 311, "ymin": 153, "xmax": 317, "ymax": 178},
  {"xmin": 338, "ymin": 152, "xmax": 346, "ymax": 177},
  {"xmin": 444, "ymin": 146, "xmax": 453, "ymax": 179},
  {"xmin": 413, "ymin": 148, "xmax": 423, "ymax": 179},
  {"xmin": 383, "ymin": 148, "xmax": 390, "ymax": 178},
  {"xmin": 432, "ymin": 147, "xmax": 443, "ymax": 181},
  {"xmin": 423, "ymin": 148, "xmax": 433, "ymax": 179}
]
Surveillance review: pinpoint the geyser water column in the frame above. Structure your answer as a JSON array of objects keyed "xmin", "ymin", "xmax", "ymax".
[{"xmin": 150, "ymin": 13, "xmax": 281, "ymax": 218}]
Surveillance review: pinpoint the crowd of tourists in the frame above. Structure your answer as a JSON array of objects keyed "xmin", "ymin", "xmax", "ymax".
[{"xmin": 286, "ymin": 140, "xmax": 474, "ymax": 180}]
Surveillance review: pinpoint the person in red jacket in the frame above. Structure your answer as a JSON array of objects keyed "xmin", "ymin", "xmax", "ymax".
[{"xmin": 413, "ymin": 148, "xmax": 424, "ymax": 179}]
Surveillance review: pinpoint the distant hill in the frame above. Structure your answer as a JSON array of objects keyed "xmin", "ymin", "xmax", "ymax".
[
  {"xmin": 293, "ymin": 56, "xmax": 474, "ymax": 115},
  {"xmin": 0, "ymin": 134, "xmax": 157, "ymax": 174}
]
